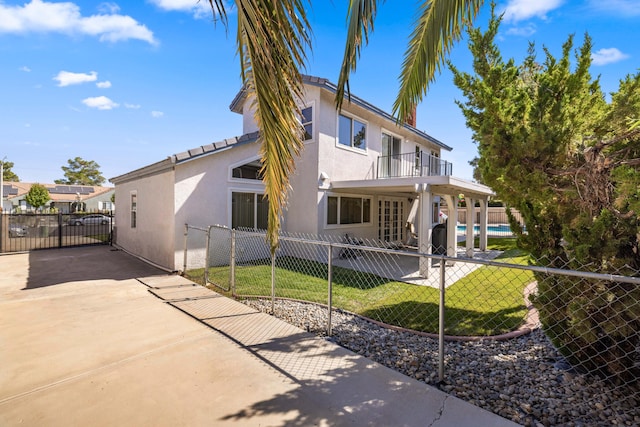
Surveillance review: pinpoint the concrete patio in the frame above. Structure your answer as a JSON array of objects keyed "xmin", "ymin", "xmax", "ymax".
[{"xmin": 0, "ymin": 246, "xmax": 517, "ymax": 426}]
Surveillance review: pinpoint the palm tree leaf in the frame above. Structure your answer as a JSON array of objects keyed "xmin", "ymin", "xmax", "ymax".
[
  {"xmin": 393, "ymin": 0, "xmax": 483, "ymax": 123},
  {"xmin": 336, "ymin": 0, "xmax": 380, "ymax": 110},
  {"xmin": 235, "ymin": 0, "xmax": 312, "ymax": 252}
]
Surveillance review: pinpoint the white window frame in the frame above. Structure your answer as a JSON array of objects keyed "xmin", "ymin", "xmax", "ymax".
[
  {"xmin": 229, "ymin": 189, "xmax": 269, "ymax": 230},
  {"xmin": 336, "ymin": 112, "xmax": 367, "ymax": 152},
  {"xmin": 300, "ymin": 102, "xmax": 315, "ymax": 143},
  {"xmin": 325, "ymin": 193, "xmax": 372, "ymax": 228},
  {"xmin": 229, "ymin": 156, "xmax": 263, "ymax": 182},
  {"xmin": 380, "ymin": 129, "xmax": 403, "ymax": 177},
  {"xmin": 130, "ymin": 191, "xmax": 137, "ymax": 229}
]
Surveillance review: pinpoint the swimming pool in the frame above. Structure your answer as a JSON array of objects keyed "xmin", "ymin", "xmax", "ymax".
[{"xmin": 456, "ymin": 224, "xmax": 514, "ymax": 234}]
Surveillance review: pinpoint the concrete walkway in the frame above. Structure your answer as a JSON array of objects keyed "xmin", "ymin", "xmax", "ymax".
[{"xmin": 0, "ymin": 246, "xmax": 518, "ymax": 426}]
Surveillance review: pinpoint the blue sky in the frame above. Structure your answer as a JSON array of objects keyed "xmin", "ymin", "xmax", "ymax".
[{"xmin": 1, "ymin": 0, "xmax": 639, "ymax": 185}]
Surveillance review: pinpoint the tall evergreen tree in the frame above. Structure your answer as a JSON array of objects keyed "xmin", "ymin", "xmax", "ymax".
[
  {"xmin": 1, "ymin": 159, "xmax": 19, "ymax": 182},
  {"xmin": 55, "ymin": 157, "xmax": 106, "ymax": 186},
  {"xmin": 451, "ymin": 8, "xmax": 640, "ymax": 383}
]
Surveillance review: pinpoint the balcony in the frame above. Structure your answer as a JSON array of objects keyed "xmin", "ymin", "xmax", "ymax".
[{"xmin": 377, "ymin": 151, "xmax": 453, "ymax": 179}]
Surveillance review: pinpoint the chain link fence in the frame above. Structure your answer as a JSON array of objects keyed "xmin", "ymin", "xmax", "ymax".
[{"xmin": 183, "ymin": 224, "xmax": 640, "ymax": 426}]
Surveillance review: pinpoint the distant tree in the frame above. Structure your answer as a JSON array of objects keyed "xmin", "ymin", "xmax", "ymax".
[
  {"xmin": 467, "ymin": 157, "xmax": 483, "ymax": 184},
  {"xmin": 55, "ymin": 157, "xmax": 106, "ymax": 186},
  {"xmin": 1, "ymin": 159, "xmax": 19, "ymax": 182},
  {"xmin": 25, "ymin": 184, "xmax": 51, "ymax": 212}
]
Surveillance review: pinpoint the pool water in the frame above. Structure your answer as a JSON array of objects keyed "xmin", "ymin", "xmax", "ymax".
[{"xmin": 457, "ymin": 224, "xmax": 514, "ymax": 234}]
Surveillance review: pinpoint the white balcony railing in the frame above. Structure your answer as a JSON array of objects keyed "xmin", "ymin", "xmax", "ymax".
[{"xmin": 377, "ymin": 151, "xmax": 453, "ymax": 179}]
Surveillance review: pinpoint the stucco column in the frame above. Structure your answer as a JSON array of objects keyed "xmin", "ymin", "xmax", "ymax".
[
  {"xmin": 465, "ymin": 197, "xmax": 475, "ymax": 257},
  {"xmin": 417, "ymin": 184, "xmax": 433, "ymax": 278},
  {"xmin": 479, "ymin": 198, "xmax": 488, "ymax": 251},
  {"xmin": 442, "ymin": 194, "xmax": 458, "ymax": 258}
]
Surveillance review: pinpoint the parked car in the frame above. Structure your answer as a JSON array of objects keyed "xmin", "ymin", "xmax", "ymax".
[
  {"xmin": 9, "ymin": 224, "xmax": 27, "ymax": 237},
  {"xmin": 68, "ymin": 214, "xmax": 112, "ymax": 226}
]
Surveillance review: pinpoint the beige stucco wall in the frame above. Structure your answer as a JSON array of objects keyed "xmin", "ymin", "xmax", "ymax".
[
  {"xmin": 173, "ymin": 140, "xmax": 265, "ymax": 268},
  {"xmin": 113, "ymin": 169, "xmax": 176, "ymax": 270}
]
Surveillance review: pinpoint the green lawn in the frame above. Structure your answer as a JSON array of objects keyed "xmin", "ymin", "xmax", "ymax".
[{"xmin": 188, "ymin": 238, "xmax": 534, "ymax": 336}]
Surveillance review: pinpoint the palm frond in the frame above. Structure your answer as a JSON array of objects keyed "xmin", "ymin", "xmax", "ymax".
[
  {"xmin": 336, "ymin": 0, "xmax": 380, "ymax": 110},
  {"xmin": 207, "ymin": 0, "xmax": 229, "ymax": 25},
  {"xmin": 235, "ymin": 0, "xmax": 312, "ymax": 252},
  {"xmin": 393, "ymin": 0, "xmax": 484, "ymax": 123}
]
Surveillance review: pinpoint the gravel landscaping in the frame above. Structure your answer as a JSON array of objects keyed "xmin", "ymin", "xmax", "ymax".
[{"xmin": 243, "ymin": 298, "xmax": 640, "ymax": 427}]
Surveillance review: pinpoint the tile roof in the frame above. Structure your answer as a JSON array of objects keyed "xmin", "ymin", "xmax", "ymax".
[
  {"xmin": 2, "ymin": 182, "xmax": 113, "ymax": 201},
  {"xmin": 109, "ymin": 132, "xmax": 260, "ymax": 184},
  {"xmin": 171, "ymin": 131, "xmax": 259, "ymax": 164}
]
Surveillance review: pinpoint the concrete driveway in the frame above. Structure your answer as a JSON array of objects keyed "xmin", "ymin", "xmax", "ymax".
[{"xmin": 0, "ymin": 246, "xmax": 517, "ymax": 426}]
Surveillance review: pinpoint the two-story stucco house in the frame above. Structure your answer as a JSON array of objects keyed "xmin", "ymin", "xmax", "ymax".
[{"xmin": 110, "ymin": 75, "xmax": 493, "ymax": 272}]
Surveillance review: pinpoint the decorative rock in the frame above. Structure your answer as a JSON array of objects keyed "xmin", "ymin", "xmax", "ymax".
[{"xmin": 242, "ymin": 298, "xmax": 640, "ymax": 426}]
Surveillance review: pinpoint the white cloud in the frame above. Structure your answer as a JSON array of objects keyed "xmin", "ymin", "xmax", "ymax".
[
  {"xmin": 98, "ymin": 2, "xmax": 120, "ymax": 14},
  {"xmin": 125, "ymin": 103, "xmax": 141, "ymax": 109},
  {"xmin": 150, "ymin": 0, "xmax": 217, "ymax": 19},
  {"xmin": 96, "ymin": 80, "xmax": 112, "ymax": 88},
  {"xmin": 0, "ymin": 0, "xmax": 157, "ymax": 45},
  {"xmin": 503, "ymin": 0, "xmax": 563, "ymax": 22},
  {"xmin": 586, "ymin": 0, "xmax": 640, "ymax": 16},
  {"xmin": 19, "ymin": 65, "xmax": 31, "ymax": 72},
  {"xmin": 82, "ymin": 96, "xmax": 119, "ymax": 110},
  {"xmin": 151, "ymin": 110, "xmax": 164, "ymax": 118},
  {"xmin": 591, "ymin": 48, "xmax": 630, "ymax": 66},
  {"xmin": 505, "ymin": 23, "xmax": 537, "ymax": 37},
  {"xmin": 54, "ymin": 70, "xmax": 97, "ymax": 87}
]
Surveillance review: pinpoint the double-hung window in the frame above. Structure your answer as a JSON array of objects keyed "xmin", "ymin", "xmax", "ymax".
[
  {"xmin": 327, "ymin": 195, "xmax": 371, "ymax": 225},
  {"xmin": 232, "ymin": 192, "xmax": 269, "ymax": 230},
  {"xmin": 301, "ymin": 106, "xmax": 313, "ymax": 141},
  {"xmin": 338, "ymin": 114, "xmax": 366, "ymax": 149},
  {"xmin": 130, "ymin": 192, "xmax": 137, "ymax": 228}
]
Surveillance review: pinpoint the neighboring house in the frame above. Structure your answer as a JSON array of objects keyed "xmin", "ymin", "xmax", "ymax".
[
  {"xmin": 1, "ymin": 182, "xmax": 115, "ymax": 214},
  {"xmin": 110, "ymin": 75, "xmax": 493, "ymax": 272}
]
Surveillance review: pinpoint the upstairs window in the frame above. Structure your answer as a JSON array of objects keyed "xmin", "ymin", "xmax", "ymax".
[
  {"xmin": 301, "ymin": 106, "xmax": 313, "ymax": 141},
  {"xmin": 338, "ymin": 114, "xmax": 366, "ymax": 150}
]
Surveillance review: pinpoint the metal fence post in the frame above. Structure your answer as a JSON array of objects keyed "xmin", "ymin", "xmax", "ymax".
[
  {"xmin": 327, "ymin": 244, "xmax": 333, "ymax": 336},
  {"xmin": 204, "ymin": 226, "xmax": 212, "ymax": 285},
  {"xmin": 58, "ymin": 212, "xmax": 63, "ymax": 248},
  {"xmin": 182, "ymin": 224, "xmax": 189, "ymax": 275},
  {"xmin": 271, "ymin": 251, "xmax": 276, "ymax": 314},
  {"xmin": 109, "ymin": 210, "xmax": 113, "ymax": 246},
  {"xmin": 230, "ymin": 229, "xmax": 236, "ymax": 297},
  {"xmin": 438, "ymin": 255, "xmax": 446, "ymax": 383}
]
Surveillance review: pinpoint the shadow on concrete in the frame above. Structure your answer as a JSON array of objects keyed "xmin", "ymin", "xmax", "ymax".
[
  {"xmin": 162, "ymin": 294, "xmax": 472, "ymax": 427},
  {"xmin": 24, "ymin": 246, "xmax": 165, "ymax": 290},
  {"xmin": 213, "ymin": 327, "xmax": 459, "ymax": 426}
]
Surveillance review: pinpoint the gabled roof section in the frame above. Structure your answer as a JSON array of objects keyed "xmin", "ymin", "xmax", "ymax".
[
  {"xmin": 229, "ymin": 74, "xmax": 452, "ymax": 152},
  {"xmin": 171, "ymin": 131, "xmax": 259, "ymax": 164},
  {"xmin": 110, "ymin": 131, "xmax": 260, "ymax": 184}
]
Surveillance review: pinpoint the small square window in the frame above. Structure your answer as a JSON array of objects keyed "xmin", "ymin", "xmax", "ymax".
[{"xmin": 338, "ymin": 114, "xmax": 366, "ymax": 149}]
